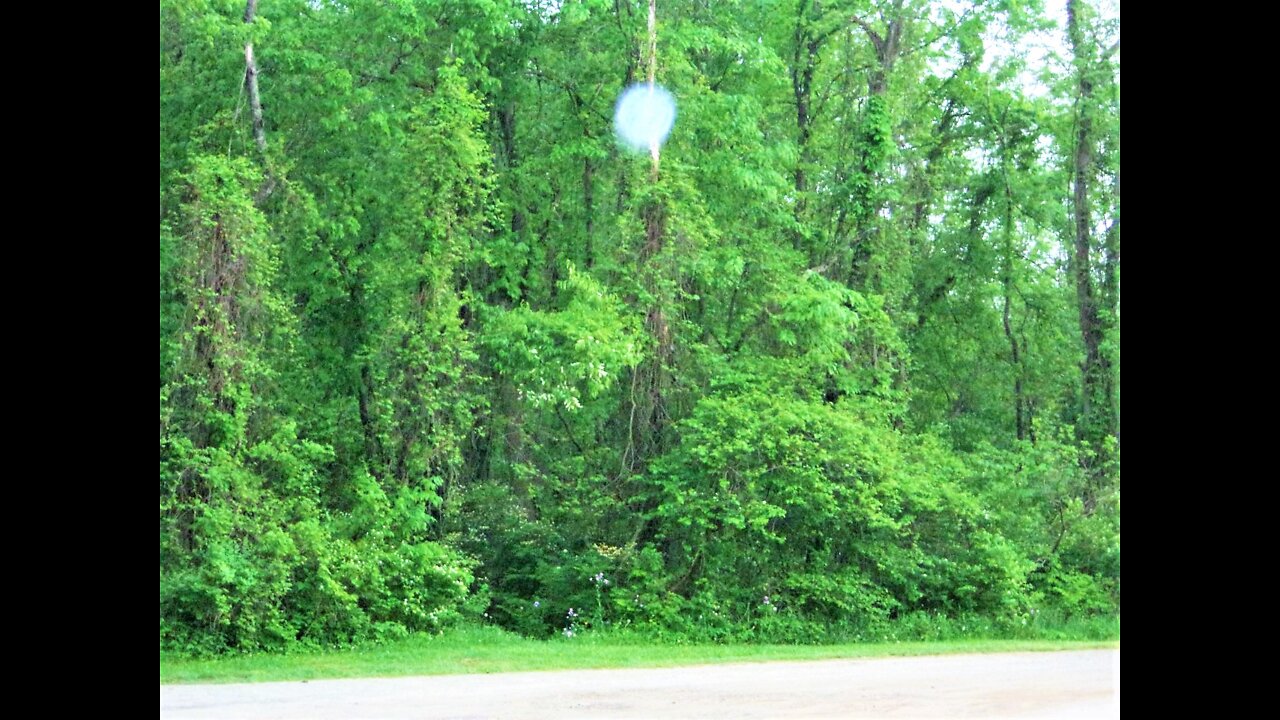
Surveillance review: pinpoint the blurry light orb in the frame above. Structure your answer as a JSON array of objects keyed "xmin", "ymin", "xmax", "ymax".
[{"xmin": 614, "ymin": 83, "xmax": 676, "ymax": 153}]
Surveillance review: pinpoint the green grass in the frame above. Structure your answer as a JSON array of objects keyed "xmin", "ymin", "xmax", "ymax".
[{"xmin": 160, "ymin": 625, "xmax": 1119, "ymax": 685}]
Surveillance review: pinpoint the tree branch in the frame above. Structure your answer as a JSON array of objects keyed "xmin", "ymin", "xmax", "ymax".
[{"xmin": 850, "ymin": 16, "xmax": 885, "ymax": 54}]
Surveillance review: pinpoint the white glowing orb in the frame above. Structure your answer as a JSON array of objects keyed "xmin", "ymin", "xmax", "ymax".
[{"xmin": 613, "ymin": 83, "xmax": 676, "ymax": 153}]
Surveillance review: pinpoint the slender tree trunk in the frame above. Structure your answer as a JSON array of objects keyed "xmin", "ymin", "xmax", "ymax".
[
  {"xmin": 566, "ymin": 90, "xmax": 597, "ymax": 270},
  {"xmin": 583, "ymin": 152, "xmax": 595, "ymax": 269},
  {"xmin": 243, "ymin": 0, "xmax": 275, "ymax": 201},
  {"xmin": 789, "ymin": 1, "xmax": 817, "ymax": 254},
  {"xmin": 641, "ymin": 0, "xmax": 670, "ymax": 454},
  {"xmin": 1103, "ymin": 166, "xmax": 1119, "ymax": 447},
  {"xmin": 244, "ymin": 1, "xmax": 266, "ymax": 155},
  {"xmin": 1001, "ymin": 176, "xmax": 1026, "ymax": 441}
]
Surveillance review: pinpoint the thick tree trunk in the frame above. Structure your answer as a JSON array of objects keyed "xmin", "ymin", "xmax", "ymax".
[
  {"xmin": 847, "ymin": 2, "xmax": 905, "ymax": 289},
  {"xmin": 626, "ymin": 0, "xmax": 672, "ymax": 468},
  {"xmin": 1068, "ymin": 0, "xmax": 1117, "ymax": 502}
]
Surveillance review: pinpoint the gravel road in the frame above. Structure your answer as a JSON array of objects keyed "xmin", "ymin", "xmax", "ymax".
[{"xmin": 161, "ymin": 648, "xmax": 1119, "ymax": 719}]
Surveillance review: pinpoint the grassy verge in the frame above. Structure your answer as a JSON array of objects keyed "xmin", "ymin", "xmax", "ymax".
[{"xmin": 161, "ymin": 624, "xmax": 1119, "ymax": 685}]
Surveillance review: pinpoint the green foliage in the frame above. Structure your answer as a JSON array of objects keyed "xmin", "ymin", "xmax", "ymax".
[
  {"xmin": 483, "ymin": 266, "xmax": 643, "ymax": 413},
  {"xmin": 161, "ymin": 0, "xmax": 1118, "ymax": 654}
]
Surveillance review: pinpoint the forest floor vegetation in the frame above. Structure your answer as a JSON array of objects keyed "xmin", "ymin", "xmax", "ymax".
[{"xmin": 161, "ymin": 621, "xmax": 1119, "ymax": 684}]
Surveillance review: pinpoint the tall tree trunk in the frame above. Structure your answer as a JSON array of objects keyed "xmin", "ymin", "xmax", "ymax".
[
  {"xmin": 1001, "ymin": 176, "xmax": 1026, "ymax": 441},
  {"xmin": 1068, "ymin": 0, "xmax": 1116, "ymax": 503},
  {"xmin": 243, "ymin": 0, "xmax": 276, "ymax": 201},
  {"xmin": 637, "ymin": 0, "xmax": 671, "ymax": 460},
  {"xmin": 1103, "ymin": 166, "xmax": 1119, "ymax": 447},
  {"xmin": 244, "ymin": 0, "xmax": 266, "ymax": 154},
  {"xmin": 847, "ymin": 1, "xmax": 906, "ymax": 290},
  {"xmin": 790, "ymin": 0, "xmax": 817, "ymax": 248},
  {"xmin": 583, "ymin": 152, "xmax": 595, "ymax": 269}
]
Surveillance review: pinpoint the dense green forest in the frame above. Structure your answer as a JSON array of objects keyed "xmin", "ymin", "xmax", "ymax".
[{"xmin": 160, "ymin": 0, "xmax": 1119, "ymax": 655}]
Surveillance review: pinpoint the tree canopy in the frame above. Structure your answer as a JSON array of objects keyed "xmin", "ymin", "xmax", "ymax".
[{"xmin": 160, "ymin": 0, "xmax": 1119, "ymax": 654}]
